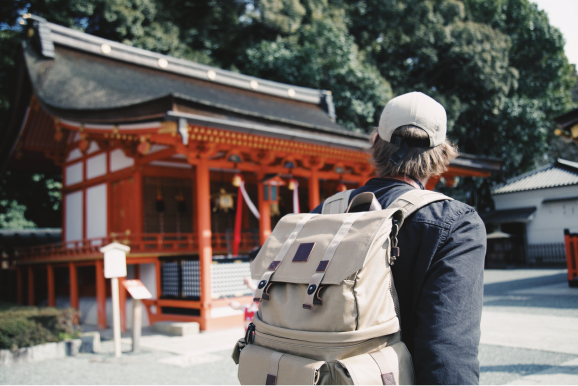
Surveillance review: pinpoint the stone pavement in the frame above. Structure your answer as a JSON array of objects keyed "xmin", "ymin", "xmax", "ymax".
[
  {"xmin": 1, "ymin": 268, "xmax": 577, "ymax": 384},
  {"xmin": 480, "ymin": 269, "xmax": 578, "ymax": 384}
]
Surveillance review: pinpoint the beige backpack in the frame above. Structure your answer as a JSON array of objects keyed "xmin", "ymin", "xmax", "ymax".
[{"xmin": 232, "ymin": 189, "xmax": 452, "ymax": 385}]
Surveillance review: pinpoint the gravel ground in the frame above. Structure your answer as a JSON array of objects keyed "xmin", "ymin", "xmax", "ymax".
[{"xmin": 1, "ymin": 268, "xmax": 577, "ymax": 385}]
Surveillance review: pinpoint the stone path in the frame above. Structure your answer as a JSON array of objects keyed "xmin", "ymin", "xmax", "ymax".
[{"xmin": 1, "ymin": 268, "xmax": 578, "ymax": 384}]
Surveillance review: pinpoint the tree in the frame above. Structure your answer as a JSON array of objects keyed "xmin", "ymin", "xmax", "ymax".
[{"xmin": 0, "ymin": 0, "xmax": 576, "ymax": 223}]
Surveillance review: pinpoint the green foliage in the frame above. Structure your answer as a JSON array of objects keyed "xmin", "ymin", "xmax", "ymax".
[
  {"xmin": 0, "ymin": 302, "xmax": 81, "ymax": 350},
  {"xmin": 0, "ymin": 171, "xmax": 62, "ymax": 229},
  {"xmin": 0, "ymin": 200, "xmax": 37, "ymax": 229},
  {"xmin": 240, "ymin": 16, "xmax": 392, "ymax": 130},
  {"xmin": 1, "ymin": 0, "xmax": 576, "ymax": 211}
]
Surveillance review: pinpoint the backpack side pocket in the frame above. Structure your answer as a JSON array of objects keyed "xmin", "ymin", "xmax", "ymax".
[
  {"xmin": 335, "ymin": 341, "xmax": 414, "ymax": 385},
  {"xmin": 238, "ymin": 344, "xmax": 327, "ymax": 385}
]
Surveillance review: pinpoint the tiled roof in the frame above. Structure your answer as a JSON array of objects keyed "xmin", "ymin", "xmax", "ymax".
[
  {"xmin": 481, "ymin": 207, "xmax": 537, "ymax": 223},
  {"xmin": 492, "ymin": 159, "xmax": 578, "ymax": 195}
]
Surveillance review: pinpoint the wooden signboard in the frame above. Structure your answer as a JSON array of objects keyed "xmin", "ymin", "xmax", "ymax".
[{"xmin": 122, "ymin": 279, "xmax": 152, "ymax": 299}]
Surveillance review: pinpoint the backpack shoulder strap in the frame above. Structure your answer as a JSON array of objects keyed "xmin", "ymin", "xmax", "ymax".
[
  {"xmin": 386, "ymin": 189, "xmax": 453, "ymax": 217},
  {"xmin": 321, "ymin": 189, "xmax": 354, "ymax": 214}
]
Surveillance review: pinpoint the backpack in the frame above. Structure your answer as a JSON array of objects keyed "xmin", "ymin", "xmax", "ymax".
[{"xmin": 232, "ymin": 189, "xmax": 452, "ymax": 385}]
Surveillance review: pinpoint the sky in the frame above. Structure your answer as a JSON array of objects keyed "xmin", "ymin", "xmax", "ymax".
[{"xmin": 532, "ymin": 0, "xmax": 578, "ymax": 65}]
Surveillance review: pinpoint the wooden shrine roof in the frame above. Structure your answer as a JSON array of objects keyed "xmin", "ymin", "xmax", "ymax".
[{"xmin": 20, "ymin": 16, "xmax": 353, "ymax": 135}]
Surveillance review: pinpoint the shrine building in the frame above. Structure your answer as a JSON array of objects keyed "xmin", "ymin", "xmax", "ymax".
[{"xmin": 0, "ymin": 16, "xmax": 502, "ymax": 330}]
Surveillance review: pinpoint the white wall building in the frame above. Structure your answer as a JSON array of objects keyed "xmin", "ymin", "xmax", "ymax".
[{"xmin": 484, "ymin": 159, "xmax": 578, "ymax": 264}]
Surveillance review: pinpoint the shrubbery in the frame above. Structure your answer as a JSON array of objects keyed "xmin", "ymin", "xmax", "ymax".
[{"xmin": 0, "ymin": 302, "xmax": 81, "ymax": 351}]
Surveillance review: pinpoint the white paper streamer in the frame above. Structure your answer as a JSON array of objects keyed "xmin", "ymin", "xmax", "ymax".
[
  {"xmin": 293, "ymin": 180, "xmax": 300, "ymax": 214},
  {"xmin": 240, "ymin": 181, "xmax": 260, "ymax": 219}
]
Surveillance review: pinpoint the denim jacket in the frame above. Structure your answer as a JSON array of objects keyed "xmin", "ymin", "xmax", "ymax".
[{"xmin": 312, "ymin": 178, "xmax": 486, "ymax": 385}]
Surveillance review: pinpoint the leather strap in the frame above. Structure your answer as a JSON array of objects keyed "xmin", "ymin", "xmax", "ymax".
[
  {"xmin": 322, "ymin": 189, "xmax": 354, "ymax": 214},
  {"xmin": 369, "ymin": 350, "xmax": 396, "ymax": 385},
  {"xmin": 303, "ymin": 211, "xmax": 366, "ymax": 309},
  {"xmin": 254, "ymin": 214, "xmax": 317, "ymax": 302},
  {"xmin": 265, "ymin": 351, "xmax": 285, "ymax": 385},
  {"xmin": 385, "ymin": 190, "xmax": 452, "ymax": 218}
]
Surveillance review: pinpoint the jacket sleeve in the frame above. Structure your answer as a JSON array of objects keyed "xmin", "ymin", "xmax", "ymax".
[{"xmin": 412, "ymin": 208, "xmax": 486, "ymax": 385}]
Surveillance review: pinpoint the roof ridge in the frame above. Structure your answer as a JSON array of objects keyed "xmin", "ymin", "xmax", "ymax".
[
  {"xmin": 25, "ymin": 14, "xmax": 336, "ymax": 116},
  {"xmin": 493, "ymin": 163, "xmax": 554, "ymax": 190}
]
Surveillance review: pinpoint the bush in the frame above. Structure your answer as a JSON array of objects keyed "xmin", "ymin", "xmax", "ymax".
[{"xmin": 0, "ymin": 302, "xmax": 81, "ymax": 351}]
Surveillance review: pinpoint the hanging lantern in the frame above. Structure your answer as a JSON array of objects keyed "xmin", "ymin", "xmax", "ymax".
[
  {"xmin": 138, "ymin": 136, "xmax": 151, "ymax": 155},
  {"xmin": 78, "ymin": 134, "xmax": 89, "ymax": 153},
  {"xmin": 155, "ymin": 185, "xmax": 165, "ymax": 213},
  {"xmin": 337, "ymin": 182, "xmax": 347, "ymax": 192},
  {"xmin": 176, "ymin": 191, "xmax": 186, "ymax": 213},
  {"xmin": 212, "ymin": 188, "xmax": 236, "ymax": 212},
  {"xmin": 54, "ymin": 119, "xmax": 63, "ymax": 142},
  {"xmin": 288, "ymin": 178, "xmax": 297, "ymax": 191},
  {"xmin": 262, "ymin": 174, "xmax": 286, "ymax": 203},
  {"xmin": 270, "ymin": 202, "xmax": 281, "ymax": 217},
  {"xmin": 232, "ymin": 173, "xmax": 242, "ymax": 187}
]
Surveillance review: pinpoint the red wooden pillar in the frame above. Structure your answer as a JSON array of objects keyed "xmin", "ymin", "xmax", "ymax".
[
  {"xmin": 196, "ymin": 157, "xmax": 212, "ymax": 330},
  {"xmin": 308, "ymin": 169, "xmax": 320, "ymax": 211},
  {"xmin": 16, "ymin": 266, "xmax": 23, "ymax": 305},
  {"xmin": 118, "ymin": 276, "xmax": 127, "ymax": 332},
  {"xmin": 47, "ymin": 264, "xmax": 55, "ymax": 307},
  {"xmin": 258, "ymin": 173, "xmax": 271, "ymax": 246},
  {"xmin": 27, "ymin": 266, "xmax": 34, "ymax": 306},
  {"xmin": 95, "ymin": 260, "xmax": 107, "ymax": 329},
  {"xmin": 155, "ymin": 258, "xmax": 162, "ymax": 299},
  {"xmin": 133, "ymin": 169, "xmax": 143, "ymax": 236},
  {"xmin": 69, "ymin": 262, "xmax": 79, "ymax": 309}
]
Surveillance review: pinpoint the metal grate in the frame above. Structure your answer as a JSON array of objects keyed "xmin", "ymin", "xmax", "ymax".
[
  {"xmin": 527, "ymin": 243, "xmax": 567, "ymax": 264},
  {"xmin": 161, "ymin": 261, "xmax": 179, "ymax": 297},
  {"xmin": 182, "ymin": 260, "xmax": 201, "ymax": 297},
  {"xmin": 211, "ymin": 261, "xmax": 253, "ymax": 299}
]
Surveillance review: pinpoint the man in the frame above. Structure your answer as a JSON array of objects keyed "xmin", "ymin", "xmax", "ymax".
[{"xmin": 312, "ymin": 92, "xmax": 486, "ymax": 384}]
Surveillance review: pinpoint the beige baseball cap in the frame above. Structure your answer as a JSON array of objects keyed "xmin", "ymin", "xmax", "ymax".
[{"xmin": 378, "ymin": 92, "xmax": 447, "ymax": 147}]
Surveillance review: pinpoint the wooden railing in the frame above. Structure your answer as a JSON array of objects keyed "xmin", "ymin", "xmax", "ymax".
[{"xmin": 13, "ymin": 231, "xmax": 259, "ymax": 261}]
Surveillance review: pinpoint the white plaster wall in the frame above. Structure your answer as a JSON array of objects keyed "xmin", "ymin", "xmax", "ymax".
[
  {"xmin": 65, "ymin": 191, "xmax": 83, "ymax": 242},
  {"xmin": 67, "ymin": 148, "xmax": 82, "ymax": 162},
  {"xmin": 86, "ymin": 141, "xmax": 99, "ymax": 154},
  {"xmin": 86, "ymin": 153, "xmax": 106, "ymax": 179},
  {"xmin": 56, "ymin": 296, "xmax": 150, "ymax": 328},
  {"xmin": 110, "ymin": 149, "xmax": 134, "ymax": 172},
  {"xmin": 139, "ymin": 263, "xmax": 157, "ymax": 299},
  {"xmin": 86, "ymin": 184, "xmax": 107, "ymax": 239},
  {"xmin": 65, "ymin": 162, "xmax": 83, "ymax": 186},
  {"xmin": 493, "ymin": 185, "xmax": 578, "ymax": 244}
]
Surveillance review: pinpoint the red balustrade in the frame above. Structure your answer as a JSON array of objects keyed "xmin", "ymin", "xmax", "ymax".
[{"xmin": 13, "ymin": 231, "xmax": 258, "ymax": 262}]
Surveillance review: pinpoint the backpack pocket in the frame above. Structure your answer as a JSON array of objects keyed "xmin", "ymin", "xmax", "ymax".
[
  {"xmin": 238, "ymin": 344, "xmax": 327, "ymax": 385},
  {"xmin": 335, "ymin": 342, "xmax": 414, "ymax": 385}
]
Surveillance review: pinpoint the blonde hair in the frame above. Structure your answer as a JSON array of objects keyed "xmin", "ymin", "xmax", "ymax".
[{"xmin": 370, "ymin": 125, "xmax": 459, "ymax": 180}]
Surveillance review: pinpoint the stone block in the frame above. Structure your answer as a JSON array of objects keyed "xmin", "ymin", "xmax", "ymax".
[
  {"xmin": 153, "ymin": 321, "xmax": 200, "ymax": 336},
  {"xmin": 80, "ymin": 332, "xmax": 101, "ymax": 353},
  {"xmin": 65, "ymin": 339, "xmax": 82, "ymax": 356}
]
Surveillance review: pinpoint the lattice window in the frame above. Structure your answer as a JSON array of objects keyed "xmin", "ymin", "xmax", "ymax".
[
  {"xmin": 211, "ymin": 261, "xmax": 253, "ymax": 299},
  {"xmin": 161, "ymin": 261, "xmax": 179, "ymax": 297},
  {"xmin": 182, "ymin": 260, "xmax": 201, "ymax": 297}
]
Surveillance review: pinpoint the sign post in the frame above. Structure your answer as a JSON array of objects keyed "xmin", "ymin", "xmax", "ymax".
[
  {"xmin": 122, "ymin": 279, "xmax": 152, "ymax": 352},
  {"xmin": 100, "ymin": 242, "xmax": 130, "ymax": 358}
]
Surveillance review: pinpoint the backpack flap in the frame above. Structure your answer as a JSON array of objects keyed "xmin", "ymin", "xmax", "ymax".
[{"xmin": 251, "ymin": 209, "xmax": 402, "ymax": 287}]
